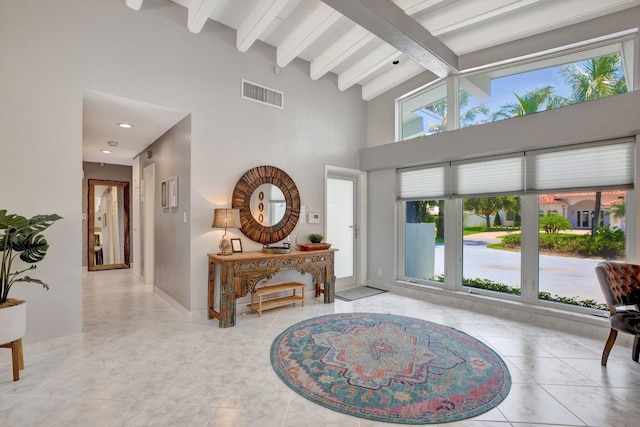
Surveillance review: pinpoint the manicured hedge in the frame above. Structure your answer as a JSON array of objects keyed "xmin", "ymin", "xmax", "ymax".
[
  {"xmin": 430, "ymin": 275, "xmax": 607, "ymax": 310},
  {"xmin": 501, "ymin": 226, "xmax": 625, "ymax": 259}
]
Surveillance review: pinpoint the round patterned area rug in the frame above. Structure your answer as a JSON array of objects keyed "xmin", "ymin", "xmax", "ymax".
[{"xmin": 271, "ymin": 313, "xmax": 511, "ymax": 424}]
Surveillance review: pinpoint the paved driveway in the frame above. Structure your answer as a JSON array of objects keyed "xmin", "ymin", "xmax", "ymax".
[{"xmin": 433, "ymin": 231, "xmax": 606, "ymax": 303}]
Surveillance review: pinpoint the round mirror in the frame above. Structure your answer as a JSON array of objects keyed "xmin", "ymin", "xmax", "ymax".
[
  {"xmin": 232, "ymin": 165, "xmax": 300, "ymax": 244},
  {"xmin": 250, "ymin": 183, "xmax": 286, "ymax": 226}
]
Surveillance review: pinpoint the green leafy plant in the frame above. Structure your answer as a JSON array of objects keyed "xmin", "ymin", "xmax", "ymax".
[
  {"xmin": 1, "ymin": 210, "xmax": 62, "ymax": 304},
  {"xmin": 430, "ymin": 275, "xmax": 607, "ymax": 310},
  {"xmin": 308, "ymin": 233, "xmax": 324, "ymax": 243},
  {"xmin": 539, "ymin": 212, "xmax": 572, "ymax": 233},
  {"xmin": 501, "ymin": 226, "xmax": 625, "ymax": 259}
]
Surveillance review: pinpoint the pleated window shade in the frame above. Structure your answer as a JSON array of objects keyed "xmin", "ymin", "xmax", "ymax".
[
  {"xmin": 397, "ymin": 164, "xmax": 449, "ymax": 200},
  {"xmin": 397, "ymin": 138, "xmax": 635, "ymax": 200},
  {"xmin": 452, "ymin": 154, "xmax": 524, "ymax": 197},
  {"xmin": 525, "ymin": 139, "xmax": 635, "ymax": 192}
]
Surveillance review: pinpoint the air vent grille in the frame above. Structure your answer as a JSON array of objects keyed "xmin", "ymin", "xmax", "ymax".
[{"xmin": 242, "ymin": 80, "xmax": 284, "ymax": 109}]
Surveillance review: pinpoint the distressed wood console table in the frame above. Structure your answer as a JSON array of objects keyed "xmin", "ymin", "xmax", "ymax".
[{"xmin": 207, "ymin": 249, "xmax": 336, "ymax": 328}]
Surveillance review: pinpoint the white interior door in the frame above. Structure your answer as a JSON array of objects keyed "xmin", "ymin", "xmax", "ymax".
[{"xmin": 326, "ymin": 166, "xmax": 366, "ymax": 288}]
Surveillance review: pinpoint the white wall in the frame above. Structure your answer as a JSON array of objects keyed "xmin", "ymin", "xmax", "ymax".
[{"xmin": 0, "ymin": 0, "xmax": 365, "ymax": 343}]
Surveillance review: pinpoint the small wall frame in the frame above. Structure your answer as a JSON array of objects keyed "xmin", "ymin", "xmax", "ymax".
[
  {"xmin": 161, "ymin": 180, "xmax": 168, "ymax": 208},
  {"xmin": 231, "ymin": 238, "xmax": 243, "ymax": 253},
  {"xmin": 168, "ymin": 176, "xmax": 178, "ymax": 208}
]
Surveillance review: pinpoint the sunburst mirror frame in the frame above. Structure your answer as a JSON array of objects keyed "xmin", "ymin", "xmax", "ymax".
[{"xmin": 231, "ymin": 165, "xmax": 300, "ymax": 244}]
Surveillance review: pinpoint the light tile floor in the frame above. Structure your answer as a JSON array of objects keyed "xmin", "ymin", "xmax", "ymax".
[{"xmin": 2, "ymin": 269, "xmax": 640, "ymax": 426}]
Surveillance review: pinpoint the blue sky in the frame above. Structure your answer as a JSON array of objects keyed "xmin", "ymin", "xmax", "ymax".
[{"xmin": 463, "ymin": 65, "xmax": 575, "ymax": 122}]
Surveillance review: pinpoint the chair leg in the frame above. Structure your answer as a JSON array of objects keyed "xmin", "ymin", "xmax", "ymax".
[
  {"xmin": 602, "ymin": 329, "xmax": 618, "ymax": 366},
  {"xmin": 633, "ymin": 335, "xmax": 640, "ymax": 363}
]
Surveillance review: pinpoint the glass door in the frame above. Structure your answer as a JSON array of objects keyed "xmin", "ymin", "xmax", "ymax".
[{"xmin": 327, "ymin": 176, "xmax": 356, "ymax": 286}]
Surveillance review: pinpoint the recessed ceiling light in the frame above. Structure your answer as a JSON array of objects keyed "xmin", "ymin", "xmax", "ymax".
[
  {"xmin": 107, "ymin": 141, "xmax": 119, "ymax": 147},
  {"xmin": 118, "ymin": 122, "xmax": 132, "ymax": 128},
  {"xmin": 101, "ymin": 150, "xmax": 112, "ymax": 154}
]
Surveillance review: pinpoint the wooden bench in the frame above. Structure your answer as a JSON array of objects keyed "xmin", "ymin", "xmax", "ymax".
[{"xmin": 249, "ymin": 282, "xmax": 305, "ymax": 317}]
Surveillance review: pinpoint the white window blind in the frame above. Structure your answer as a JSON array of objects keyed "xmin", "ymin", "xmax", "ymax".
[
  {"xmin": 397, "ymin": 139, "xmax": 635, "ymax": 200},
  {"xmin": 452, "ymin": 154, "xmax": 524, "ymax": 197},
  {"xmin": 526, "ymin": 139, "xmax": 635, "ymax": 192},
  {"xmin": 397, "ymin": 164, "xmax": 449, "ymax": 200}
]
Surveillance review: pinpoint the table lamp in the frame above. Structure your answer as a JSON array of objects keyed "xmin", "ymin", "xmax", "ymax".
[{"xmin": 212, "ymin": 208, "xmax": 241, "ymax": 255}]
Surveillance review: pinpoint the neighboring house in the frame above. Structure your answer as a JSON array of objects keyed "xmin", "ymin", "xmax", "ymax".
[
  {"xmin": 462, "ymin": 191, "xmax": 626, "ymax": 230},
  {"xmin": 539, "ymin": 191, "xmax": 626, "ymax": 230}
]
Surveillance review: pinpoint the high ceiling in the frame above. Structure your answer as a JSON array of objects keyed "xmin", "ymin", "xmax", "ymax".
[
  {"xmin": 84, "ymin": 0, "xmax": 639, "ymax": 166},
  {"xmin": 148, "ymin": 0, "xmax": 639, "ymax": 101}
]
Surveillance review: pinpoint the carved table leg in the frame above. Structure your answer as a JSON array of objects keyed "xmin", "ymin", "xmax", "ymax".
[
  {"xmin": 324, "ymin": 262, "xmax": 335, "ymax": 303},
  {"xmin": 219, "ymin": 263, "xmax": 236, "ymax": 328}
]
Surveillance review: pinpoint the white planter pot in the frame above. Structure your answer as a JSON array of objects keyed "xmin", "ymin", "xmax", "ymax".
[{"xmin": 0, "ymin": 300, "xmax": 26, "ymax": 344}]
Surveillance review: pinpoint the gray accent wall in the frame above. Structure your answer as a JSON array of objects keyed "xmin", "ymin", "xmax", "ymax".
[
  {"xmin": 0, "ymin": 0, "xmax": 365, "ymax": 343},
  {"xmin": 138, "ymin": 116, "xmax": 192, "ymax": 310}
]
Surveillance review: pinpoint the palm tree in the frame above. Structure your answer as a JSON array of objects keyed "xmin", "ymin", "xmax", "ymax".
[
  {"xmin": 561, "ymin": 54, "xmax": 627, "ymax": 235},
  {"xmin": 424, "ymin": 91, "xmax": 489, "ymax": 134},
  {"xmin": 491, "ymin": 85, "xmax": 568, "ymax": 121},
  {"xmin": 561, "ymin": 54, "xmax": 627, "ymax": 102}
]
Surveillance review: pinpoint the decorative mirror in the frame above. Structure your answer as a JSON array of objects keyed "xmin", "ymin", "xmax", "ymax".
[
  {"xmin": 232, "ymin": 165, "xmax": 300, "ymax": 244},
  {"xmin": 88, "ymin": 179, "xmax": 130, "ymax": 271}
]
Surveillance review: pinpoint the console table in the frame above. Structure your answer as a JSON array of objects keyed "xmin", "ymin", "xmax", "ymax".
[{"xmin": 207, "ymin": 249, "xmax": 336, "ymax": 328}]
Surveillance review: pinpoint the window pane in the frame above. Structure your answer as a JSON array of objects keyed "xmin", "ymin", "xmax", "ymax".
[
  {"xmin": 462, "ymin": 196, "xmax": 521, "ymax": 295},
  {"xmin": 404, "ymin": 200, "xmax": 445, "ymax": 283},
  {"xmin": 459, "ymin": 50, "xmax": 628, "ymax": 129},
  {"xmin": 400, "ymin": 83, "xmax": 447, "ymax": 140},
  {"xmin": 536, "ymin": 191, "xmax": 626, "ymax": 309}
]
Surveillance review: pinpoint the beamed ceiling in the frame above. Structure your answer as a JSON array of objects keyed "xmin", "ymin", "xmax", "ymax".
[
  {"xmin": 84, "ymin": 0, "xmax": 640, "ymax": 166},
  {"xmin": 127, "ymin": 0, "xmax": 640, "ymax": 101}
]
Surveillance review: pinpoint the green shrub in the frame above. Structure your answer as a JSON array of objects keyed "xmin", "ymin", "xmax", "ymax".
[
  {"xmin": 429, "ymin": 275, "xmax": 607, "ymax": 310},
  {"xmin": 493, "ymin": 212, "xmax": 502, "ymax": 227},
  {"xmin": 500, "ymin": 227, "xmax": 625, "ymax": 259},
  {"xmin": 539, "ymin": 213, "xmax": 572, "ymax": 233}
]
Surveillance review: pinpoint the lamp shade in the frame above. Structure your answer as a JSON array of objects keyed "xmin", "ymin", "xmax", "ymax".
[{"xmin": 212, "ymin": 208, "xmax": 241, "ymax": 229}]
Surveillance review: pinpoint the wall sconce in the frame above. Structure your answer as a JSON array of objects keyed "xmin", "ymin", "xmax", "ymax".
[{"xmin": 212, "ymin": 208, "xmax": 241, "ymax": 255}]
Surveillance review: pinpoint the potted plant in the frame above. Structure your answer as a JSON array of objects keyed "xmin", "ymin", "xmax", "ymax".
[
  {"xmin": 309, "ymin": 233, "xmax": 324, "ymax": 243},
  {"xmin": 1, "ymin": 210, "xmax": 61, "ymax": 346}
]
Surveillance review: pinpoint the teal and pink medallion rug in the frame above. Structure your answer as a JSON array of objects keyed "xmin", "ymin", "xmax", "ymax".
[{"xmin": 271, "ymin": 313, "xmax": 511, "ymax": 424}]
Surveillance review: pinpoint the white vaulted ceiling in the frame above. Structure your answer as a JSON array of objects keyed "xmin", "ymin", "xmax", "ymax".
[{"xmin": 126, "ymin": 0, "xmax": 640, "ymax": 101}]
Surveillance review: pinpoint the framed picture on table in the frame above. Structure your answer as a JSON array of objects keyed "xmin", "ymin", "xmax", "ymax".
[{"xmin": 231, "ymin": 238, "xmax": 243, "ymax": 253}]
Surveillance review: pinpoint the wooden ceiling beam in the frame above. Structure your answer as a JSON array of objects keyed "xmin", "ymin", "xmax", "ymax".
[
  {"xmin": 237, "ymin": 0, "xmax": 290, "ymax": 52},
  {"xmin": 321, "ymin": 0, "xmax": 458, "ymax": 77},
  {"xmin": 276, "ymin": 3, "xmax": 341, "ymax": 68},
  {"xmin": 188, "ymin": 0, "xmax": 220, "ymax": 34}
]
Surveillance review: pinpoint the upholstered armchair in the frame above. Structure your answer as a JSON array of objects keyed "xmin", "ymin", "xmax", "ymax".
[{"xmin": 594, "ymin": 261, "xmax": 640, "ymax": 366}]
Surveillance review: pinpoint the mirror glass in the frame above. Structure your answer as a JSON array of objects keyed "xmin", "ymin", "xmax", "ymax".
[
  {"xmin": 88, "ymin": 179, "xmax": 130, "ymax": 271},
  {"xmin": 250, "ymin": 183, "xmax": 286, "ymax": 226},
  {"xmin": 232, "ymin": 165, "xmax": 300, "ymax": 244}
]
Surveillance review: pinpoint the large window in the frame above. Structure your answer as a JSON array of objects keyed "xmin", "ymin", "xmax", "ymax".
[
  {"xmin": 398, "ymin": 38, "xmax": 634, "ymax": 140},
  {"xmin": 536, "ymin": 191, "xmax": 626, "ymax": 309},
  {"xmin": 462, "ymin": 196, "xmax": 521, "ymax": 295},
  {"xmin": 397, "ymin": 139, "xmax": 634, "ymax": 313}
]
